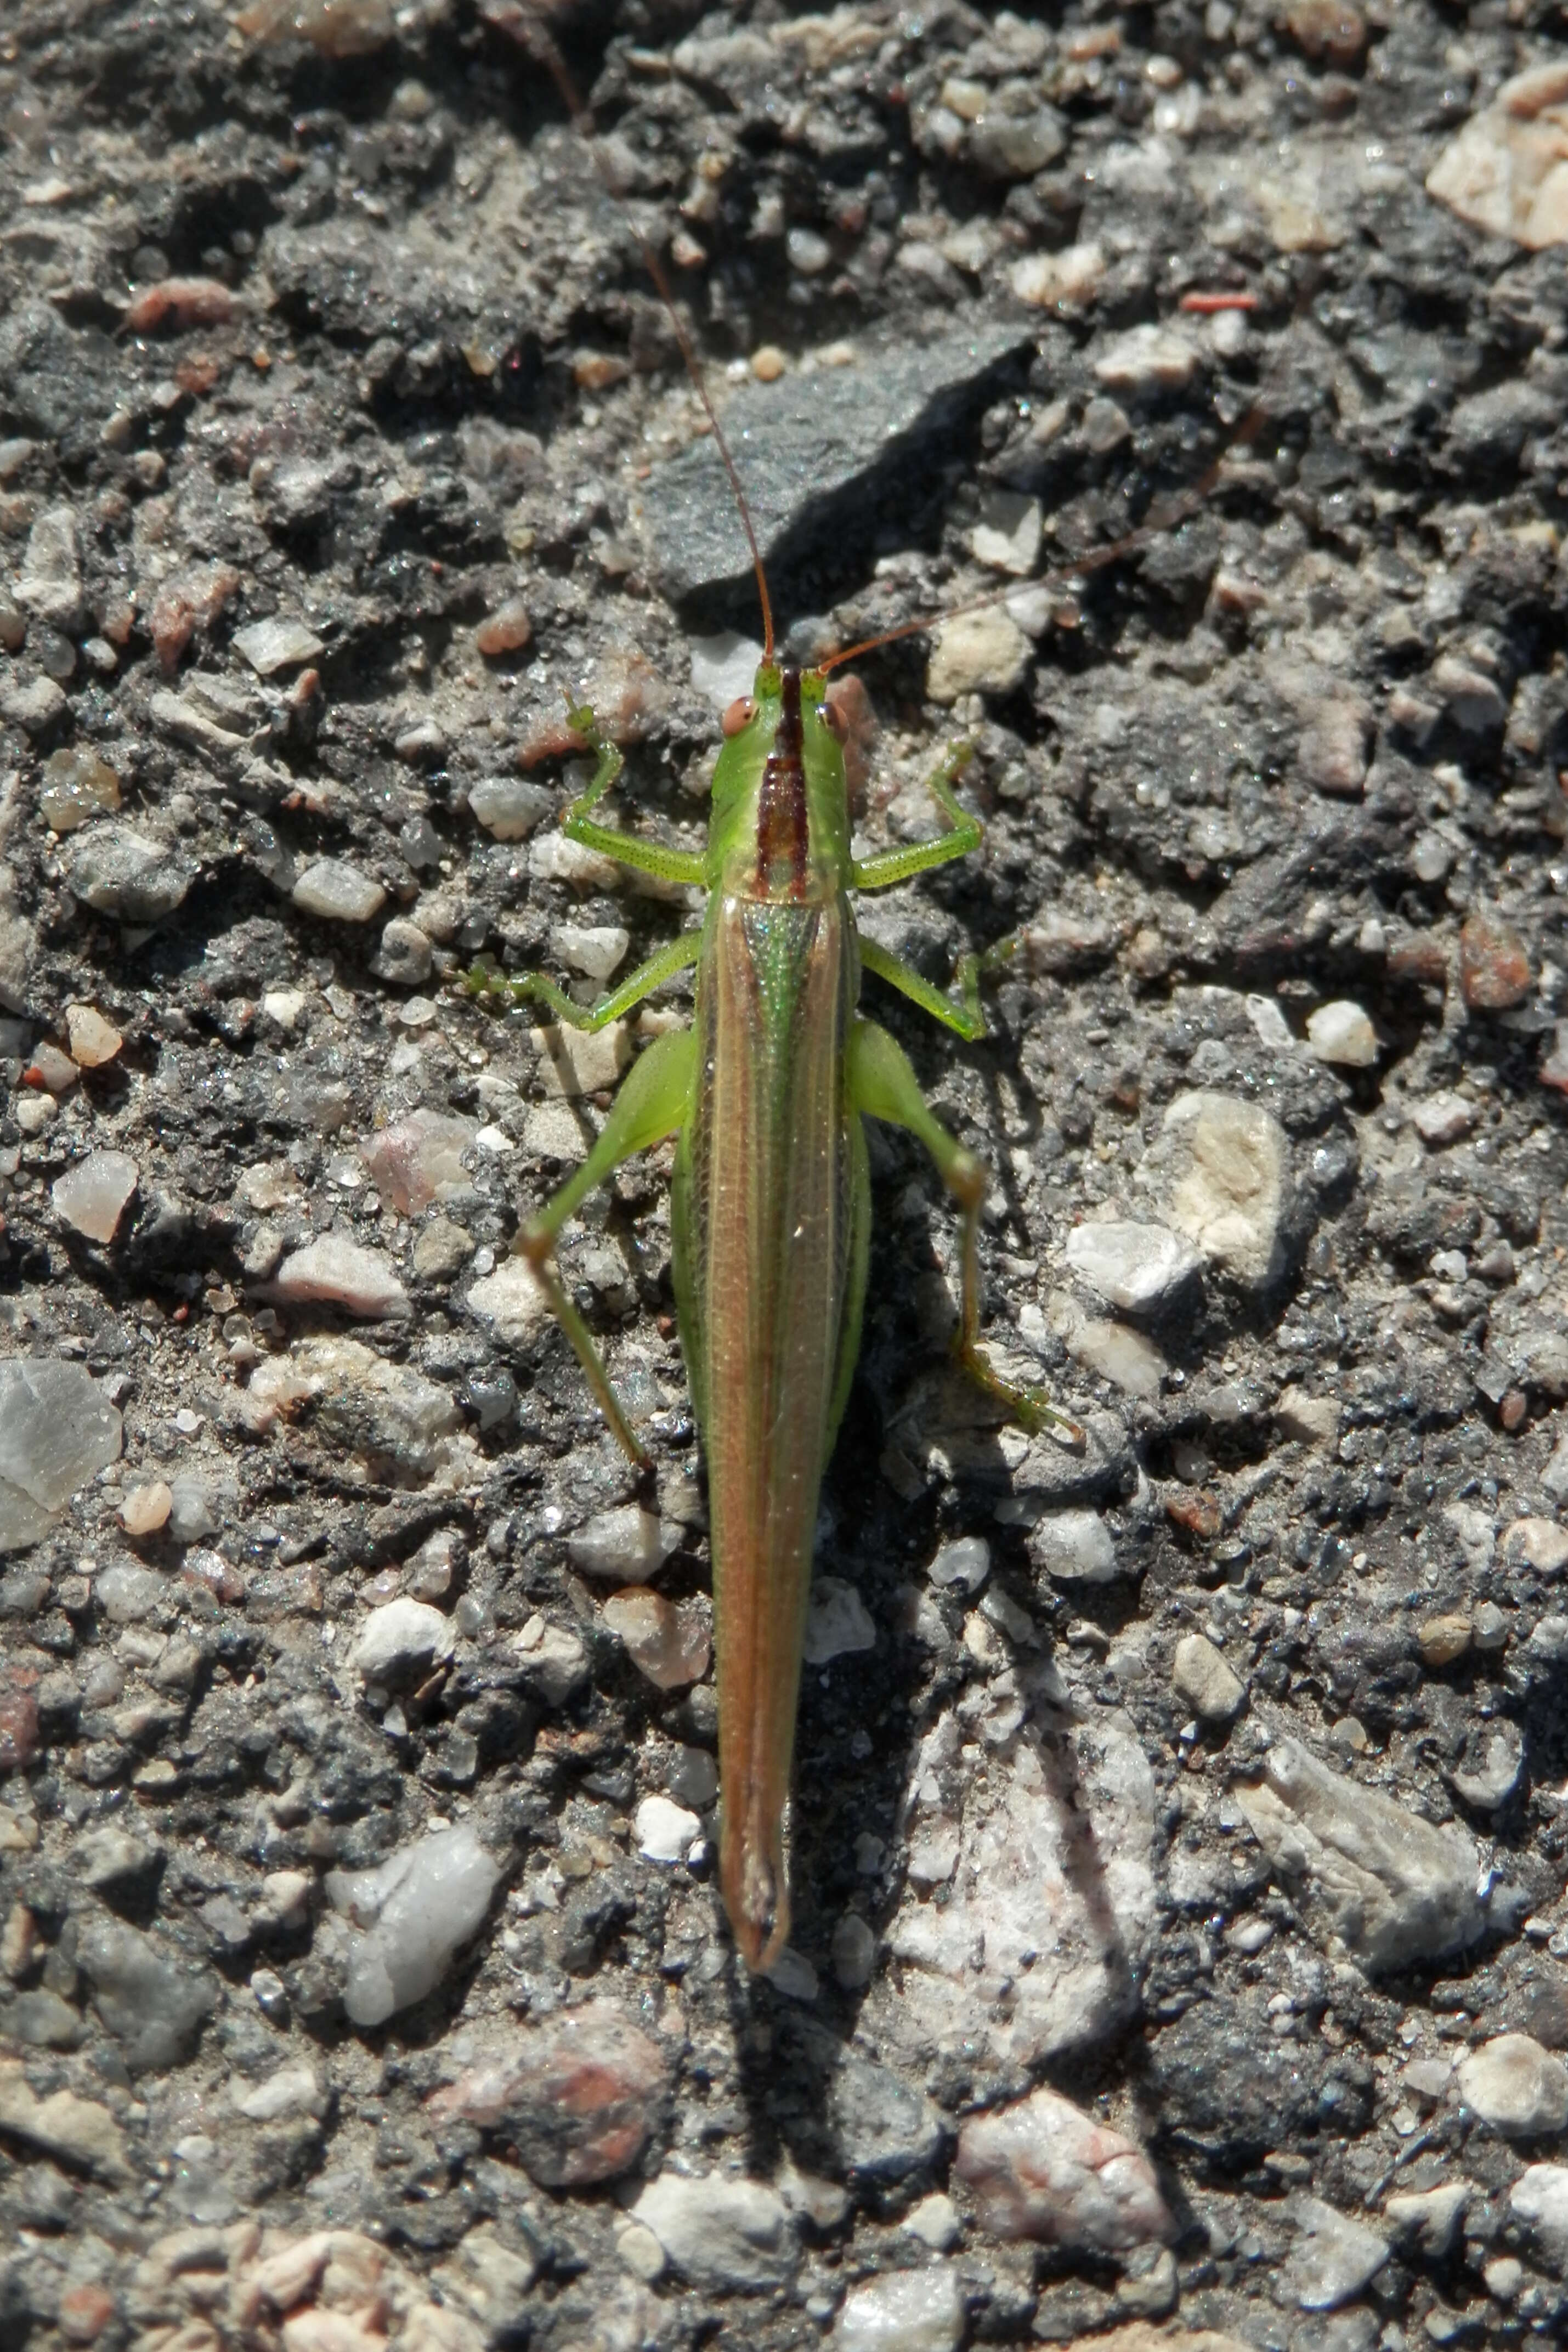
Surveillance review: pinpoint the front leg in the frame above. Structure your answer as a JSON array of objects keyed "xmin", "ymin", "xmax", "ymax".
[
  {"xmin": 851, "ymin": 740, "xmax": 981, "ymax": 891},
  {"xmin": 858, "ymin": 932, "xmax": 1022, "ymax": 1042},
  {"xmin": 557, "ymin": 704, "xmax": 707, "ymax": 887},
  {"xmin": 466, "ymin": 930, "xmax": 701, "ymax": 1031},
  {"xmin": 846, "ymin": 1015, "xmax": 1084, "ymax": 1444}
]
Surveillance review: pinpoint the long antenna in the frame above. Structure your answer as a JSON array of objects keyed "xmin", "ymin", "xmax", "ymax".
[
  {"xmin": 488, "ymin": 2, "xmax": 775, "ymax": 663},
  {"xmin": 819, "ymin": 394, "xmax": 1272, "ymax": 675}
]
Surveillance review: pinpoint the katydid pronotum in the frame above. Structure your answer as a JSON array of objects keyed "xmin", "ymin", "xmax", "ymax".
[{"xmin": 468, "ymin": 18, "xmax": 1248, "ymax": 1974}]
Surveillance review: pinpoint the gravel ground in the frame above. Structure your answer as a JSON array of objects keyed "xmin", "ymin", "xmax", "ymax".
[{"xmin": 4, "ymin": 1, "xmax": 1568, "ymax": 2348}]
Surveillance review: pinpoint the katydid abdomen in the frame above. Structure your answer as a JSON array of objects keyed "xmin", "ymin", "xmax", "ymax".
[{"xmin": 673, "ymin": 886, "xmax": 869, "ymax": 1970}]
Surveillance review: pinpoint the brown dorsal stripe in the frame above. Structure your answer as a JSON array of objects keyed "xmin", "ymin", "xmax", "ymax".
[{"xmin": 755, "ymin": 666, "xmax": 809, "ymax": 897}]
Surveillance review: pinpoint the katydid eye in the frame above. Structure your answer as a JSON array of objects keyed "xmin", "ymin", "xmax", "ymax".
[
  {"xmin": 820, "ymin": 698, "xmax": 848, "ymax": 742},
  {"xmin": 721, "ymin": 696, "xmax": 755, "ymax": 738}
]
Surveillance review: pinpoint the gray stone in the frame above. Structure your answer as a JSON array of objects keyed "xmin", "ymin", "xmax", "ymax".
[
  {"xmin": 1029, "ymin": 1508, "xmax": 1117, "ymax": 1584},
  {"xmin": 64, "ymin": 826, "xmax": 194, "ymax": 923},
  {"xmin": 1, "ymin": 675, "xmax": 66, "ymax": 734},
  {"xmin": 0, "ymin": 1360, "xmax": 122, "ymax": 1553},
  {"xmin": 1448, "ymin": 1720, "xmax": 1524, "ymax": 1811},
  {"xmin": 93, "ymin": 1561, "xmax": 166, "ymax": 1622},
  {"xmin": 369, "ymin": 917, "xmax": 434, "ymax": 986},
  {"xmin": 0, "ymin": 303, "xmax": 117, "ymax": 451},
  {"xmin": 349, "ymin": 1596, "xmax": 455, "ymax": 1684},
  {"xmin": 1063, "ymin": 1220, "xmax": 1202, "ymax": 1314},
  {"xmin": 807, "ymin": 2029, "xmax": 944, "ymax": 2186},
  {"xmin": 231, "ymin": 616, "xmax": 324, "ymax": 674},
  {"xmin": 802, "ymin": 1576, "xmax": 876, "ymax": 1664},
  {"xmin": 1456, "ymin": 2034, "xmax": 1568, "ymax": 2136},
  {"xmin": 77, "ymin": 1917, "xmax": 215, "ymax": 2073},
  {"xmin": 1510, "ymin": 2164, "xmax": 1568, "ymax": 2276},
  {"xmin": 835, "ymin": 2265, "xmax": 964, "ymax": 2352},
  {"xmin": 16, "ymin": 505, "xmax": 83, "ymax": 632},
  {"xmin": 631, "ymin": 2171, "xmax": 796, "ymax": 2291},
  {"xmin": 5, "ymin": 1988, "xmax": 84, "ymax": 2047},
  {"xmin": 869, "ymin": 1690, "xmax": 1156, "ymax": 2073},
  {"xmin": 1235, "ymin": 1739, "xmax": 1484, "ymax": 1972},
  {"xmin": 75, "ymin": 1824, "xmax": 160, "ymax": 1896},
  {"xmin": 1383, "ymin": 2182, "xmax": 1469, "ymax": 2259},
  {"xmin": 1171, "ymin": 1632, "xmax": 1247, "ymax": 1725},
  {"xmin": 325, "ymin": 1823, "xmax": 501, "ymax": 2028},
  {"xmin": 1139, "ymin": 1090, "xmax": 1295, "ymax": 1290},
  {"xmin": 1284, "ymin": 2195, "xmax": 1390, "ymax": 2311},
  {"xmin": 642, "ymin": 329, "xmax": 1031, "ymax": 604}
]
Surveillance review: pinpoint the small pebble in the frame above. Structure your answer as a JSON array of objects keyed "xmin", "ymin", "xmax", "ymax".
[
  {"xmin": 1093, "ymin": 323, "xmax": 1200, "ymax": 393},
  {"xmin": 831, "ymin": 1912, "xmax": 878, "ymax": 1991},
  {"xmin": 2, "ymin": 676, "xmax": 66, "ymax": 735},
  {"xmin": 1274, "ymin": 1386, "xmax": 1340, "ymax": 1445},
  {"xmin": 1457, "ymin": 2034, "xmax": 1568, "ymax": 2136},
  {"xmin": 1284, "ymin": 2195, "xmax": 1390, "ymax": 2312},
  {"xmin": 1409, "ymin": 1092, "xmax": 1478, "ymax": 1147},
  {"xmin": 1171, "ymin": 1632, "xmax": 1246, "ymax": 1724},
  {"xmin": 120, "ymin": 1480, "xmax": 173, "ymax": 1537},
  {"xmin": 325, "ymin": 1825, "xmax": 500, "ymax": 2029},
  {"xmin": 632, "ymin": 2170, "xmax": 796, "ymax": 2291},
  {"xmin": 474, "ymin": 601, "xmax": 533, "ymax": 657},
  {"xmin": 1418, "ymin": 1614, "xmax": 1471, "ymax": 1667},
  {"xmin": 1459, "ymin": 908, "xmax": 1531, "ymax": 1011},
  {"xmin": 835, "ymin": 2266, "xmax": 964, "ymax": 2352},
  {"xmin": 231, "ymin": 616, "xmax": 324, "ymax": 675},
  {"xmin": 26, "ymin": 1042, "xmax": 77, "ymax": 1093},
  {"xmin": 903, "ymin": 2192, "xmax": 962, "ymax": 2253},
  {"xmin": 569, "ymin": 1503, "xmax": 677, "ymax": 1582},
  {"xmin": 802, "ymin": 1576, "xmax": 876, "ymax": 1664},
  {"xmin": 1305, "ymin": 1000, "xmax": 1378, "ymax": 1067},
  {"xmin": 555, "ymin": 923, "xmax": 630, "ymax": 981},
  {"xmin": 291, "ymin": 859, "xmax": 387, "ymax": 924},
  {"xmin": 1010, "ymin": 241, "xmax": 1105, "ymax": 309},
  {"xmin": 602, "ymin": 1586, "xmax": 710, "ymax": 1689},
  {"xmin": 955, "ymin": 2084, "xmax": 1172, "ymax": 2249},
  {"xmin": 928, "ymin": 1537, "xmax": 989, "ymax": 1593},
  {"xmin": 1029, "ymin": 1509, "xmax": 1117, "ymax": 1584},
  {"xmin": 368, "ymin": 917, "xmax": 434, "ymax": 987},
  {"xmin": 51, "ymin": 1150, "xmax": 138, "ymax": 1243},
  {"xmin": 349, "ymin": 1597, "xmax": 454, "ymax": 1684},
  {"xmin": 38, "ymin": 747, "xmax": 120, "ymax": 832},
  {"xmin": 926, "ymin": 608, "xmax": 1029, "ymax": 702},
  {"xmin": 270, "ymin": 1237, "xmax": 411, "ymax": 1320},
  {"xmin": 65, "ymin": 1003, "xmax": 122, "ymax": 1067},
  {"xmin": 751, "ymin": 344, "xmax": 788, "ymax": 381},
  {"xmin": 1064, "ymin": 1219, "xmax": 1202, "ymax": 1313},
  {"xmin": 1298, "ymin": 699, "xmax": 1369, "ymax": 797},
  {"xmin": 636, "ymin": 1794, "xmax": 701, "ymax": 1862},
  {"xmin": 1502, "ymin": 1517, "xmax": 1568, "ymax": 1575},
  {"xmin": 468, "ymin": 777, "xmax": 554, "ymax": 839}
]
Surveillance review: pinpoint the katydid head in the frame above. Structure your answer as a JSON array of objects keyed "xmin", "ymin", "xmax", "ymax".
[{"xmin": 708, "ymin": 660, "xmax": 853, "ymax": 894}]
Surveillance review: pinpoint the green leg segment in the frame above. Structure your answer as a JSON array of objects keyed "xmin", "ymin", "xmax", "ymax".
[
  {"xmin": 557, "ymin": 704, "xmax": 708, "ymax": 887},
  {"xmin": 517, "ymin": 1025, "xmax": 698, "ymax": 1467},
  {"xmin": 850, "ymin": 741, "xmax": 980, "ymax": 892},
  {"xmin": 467, "ymin": 930, "xmax": 701, "ymax": 1031},
  {"xmin": 846, "ymin": 1016, "xmax": 1084, "ymax": 1444},
  {"xmin": 858, "ymin": 933, "xmax": 1022, "ymax": 1043}
]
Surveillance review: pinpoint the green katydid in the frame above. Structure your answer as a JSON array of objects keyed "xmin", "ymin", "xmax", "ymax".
[{"xmin": 468, "ymin": 483, "xmax": 1084, "ymax": 1970}]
